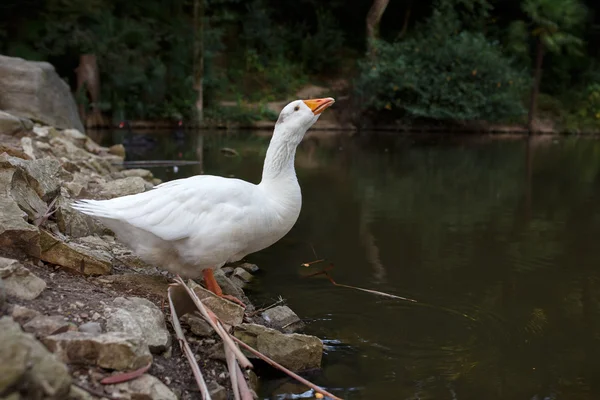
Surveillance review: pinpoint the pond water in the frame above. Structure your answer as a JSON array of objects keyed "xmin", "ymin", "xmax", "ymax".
[{"xmin": 94, "ymin": 129, "xmax": 600, "ymax": 400}]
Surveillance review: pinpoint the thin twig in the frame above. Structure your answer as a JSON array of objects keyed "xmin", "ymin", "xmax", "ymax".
[
  {"xmin": 225, "ymin": 345, "xmax": 240, "ymax": 400},
  {"xmin": 174, "ymin": 276, "xmax": 253, "ymax": 369},
  {"xmin": 100, "ymin": 362, "xmax": 152, "ymax": 384},
  {"xmin": 72, "ymin": 381, "xmax": 120, "ymax": 400},
  {"xmin": 247, "ymin": 297, "xmax": 285, "ymax": 317},
  {"xmin": 235, "ymin": 363, "xmax": 254, "ymax": 400},
  {"xmin": 168, "ymin": 286, "xmax": 212, "ymax": 400},
  {"xmin": 34, "ymin": 195, "xmax": 59, "ymax": 227},
  {"xmin": 305, "ymin": 264, "xmax": 476, "ymax": 321},
  {"xmin": 305, "ymin": 264, "xmax": 417, "ymax": 302},
  {"xmin": 301, "ymin": 259, "xmax": 325, "ymax": 267},
  {"xmin": 230, "ymin": 336, "xmax": 343, "ymax": 400}
]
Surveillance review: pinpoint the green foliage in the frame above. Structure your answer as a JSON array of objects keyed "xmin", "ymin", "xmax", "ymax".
[{"xmin": 355, "ymin": 17, "xmax": 528, "ymax": 122}]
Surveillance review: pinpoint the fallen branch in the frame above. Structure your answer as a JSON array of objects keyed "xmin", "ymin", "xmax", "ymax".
[
  {"xmin": 305, "ymin": 263, "xmax": 476, "ymax": 321},
  {"xmin": 246, "ymin": 296, "xmax": 285, "ymax": 317},
  {"xmin": 173, "ymin": 276, "xmax": 253, "ymax": 369},
  {"xmin": 225, "ymin": 345, "xmax": 240, "ymax": 400},
  {"xmin": 168, "ymin": 285, "xmax": 212, "ymax": 400},
  {"xmin": 300, "ymin": 259, "xmax": 325, "ymax": 267},
  {"xmin": 235, "ymin": 362, "xmax": 254, "ymax": 400},
  {"xmin": 34, "ymin": 196, "xmax": 59, "ymax": 227},
  {"xmin": 230, "ymin": 335, "xmax": 343, "ymax": 400},
  {"xmin": 100, "ymin": 362, "xmax": 152, "ymax": 384},
  {"xmin": 304, "ymin": 264, "xmax": 417, "ymax": 303}
]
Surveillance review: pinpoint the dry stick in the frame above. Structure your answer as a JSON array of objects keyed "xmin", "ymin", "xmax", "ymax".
[
  {"xmin": 230, "ymin": 336, "xmax": 343, "ymax": 400},
  {"xmin": 167, "ymin": 286, "xmax": 212, "ymax": 400},
  {"xmin": 174, "ymin": 276, "xmax": 253, "ymax": 369},
  {"xmin": 235, "ymin": 363, "xmax": 254, "ymax": 400},
  {"xmin": 100, "ymin": 362, "xmax": 152, "ymax": 384},
  {"xmin": 225, "ymin": 345, "xmax": 240, "ymax": 400},
  {"xmin": 305, "ymin": 265, "xmax": 417, "ymax": 303},
  {"xmin": 306, "ymin": 266, "xmax": 476, "ymax": 321},
  {"xmin": 247, "ymin": 297, "xmax": 285, "ymax": 317}
]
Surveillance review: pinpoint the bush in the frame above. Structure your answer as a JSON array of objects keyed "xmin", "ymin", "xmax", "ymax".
[{"xmin": 354, "ymin": 9, "xmax": 528, "ymax": 123}]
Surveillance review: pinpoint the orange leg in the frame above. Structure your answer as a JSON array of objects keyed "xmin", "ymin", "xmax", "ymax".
[{"xmin": 202, "ymin": 269, "xmax": 246, "ymax": 308}]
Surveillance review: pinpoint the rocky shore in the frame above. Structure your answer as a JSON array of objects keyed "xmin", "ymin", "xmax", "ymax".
[{"xmin": 0, "ymin": 55, "xmax": 324, "ymax": 400}]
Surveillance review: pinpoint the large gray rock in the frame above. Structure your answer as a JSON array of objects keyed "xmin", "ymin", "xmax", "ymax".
[
  {"xmin": 105, "ymin": 297, "xmax": 171, "ymax": 354},
  {"xmin": 0, "ymin": 154, "xmax": 63, "ymax": 201},
  {"xmin": 0, "ymin": 55, "xmax": 84, "ymax": 131},
  {"xmin": 39, "ymin": 230, "xmax": 112, "ymax": 275},
  {"xmin": 234, "ymin": 323, "xmax": 323, "ymax": 372},
  {"xmin": 104, "ymin": 374, "xmax": 178, "ymax": 400},
  {"xmin": 0, "ymin": 316, "xmax": 72, "ymax": 399},
  {"xmin": 0, "ymin": 166, "xmax": 41, "ymax": 257},
  {"xmin": 55, "ymin": 196, "xmax": 104, "ymax": 238},
  {"xmin": 0, "ymin": 257, "xmax": 46, "ymax": 300},
  {"xmin": 43, "ymin": 331, "xmax": 152, "ymax": 371}
]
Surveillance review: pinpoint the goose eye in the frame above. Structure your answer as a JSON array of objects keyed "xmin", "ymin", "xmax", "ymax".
[{"xmin": 294, "ymin": 106, "xmax": 300, "ymax": 111}]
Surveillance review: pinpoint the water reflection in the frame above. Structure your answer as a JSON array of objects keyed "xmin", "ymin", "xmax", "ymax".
[{"xmin": 93, "ymin": 129, "xmax": 600, "ymax": 399}]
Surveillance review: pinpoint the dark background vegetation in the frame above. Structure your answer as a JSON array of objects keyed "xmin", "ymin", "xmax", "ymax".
[{"xmin": 2, "ymin": 0, "xmax": 600, "ymax": 131}]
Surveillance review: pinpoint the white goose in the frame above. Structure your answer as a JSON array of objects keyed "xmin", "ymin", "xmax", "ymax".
[{"xmin": 72, "ymin": 97, "xmax": 335, "ymax": 306}]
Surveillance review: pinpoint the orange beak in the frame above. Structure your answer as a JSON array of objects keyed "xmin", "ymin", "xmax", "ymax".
[{"xmin": 303, "ymin": 97, "xmax": 335, "ymax": 115}]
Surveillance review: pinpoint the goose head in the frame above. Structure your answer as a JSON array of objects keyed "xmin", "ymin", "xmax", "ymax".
[{"xmin": 274, "ymin": 97, "xmax": 335, "ymax": 143}]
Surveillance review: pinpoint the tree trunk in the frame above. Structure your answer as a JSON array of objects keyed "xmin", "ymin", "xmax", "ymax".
[
  {"xmin": 366, "ymin": 0, "xmax": 390, "ymax": 58},
  {"xmin": 398, "ymin": 5, "xmax": 412, "ymax": 39},
  {"xmin": 527, "ymin": 39, "xmax": 545, "ymax": 134},
  {"xmin": 75, "ymin": 54, "xmax": 104, "ymax": 128},
  {"xmin": 193, "ymin": 0, "xmax": 204, "ymax": 124}
]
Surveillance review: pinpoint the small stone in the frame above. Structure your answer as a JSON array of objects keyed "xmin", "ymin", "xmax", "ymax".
[
  {"xmin": 61, "ymin": 129, "xmax": 87, "ymax": 147},
  {"xmin": 68, "ymin": 384, "xmax": 100, "ymax": 400},
  {"xmin": 234, "ymin": 323, "xmax": 323, "ymax": 372},
  {"xmin": 105, "ymin": 297, "xmax": 171, "ymax": 354},
  {"xmin": 93, "ymin": 177, "xmax": 147, "ymax": 200},
  {"xmin": 39, "ymin": 230, "xmax": 112, "ymax": 275},
  {"xmin": 220, "ymin": 266, "xmax": 234, "ymax": 275},
  {"xmin": 108, "ymin": 144, "xmax": 126, "ymax": 158},
  {"xmin": 79, "ymin": 322, "xmax": 102, "ymax": 335},
  {"xmin": 23, "ymin": 315, "xmax": 76, "ymax": 337},
  {"xmin": 104, "ymin": 374, "xmax": 177, "ymax": 400},
  {"xmin": 188, "ymin": 280, "xmax": 244, "ymax": 327},
  {"xmin": 262, "ymin": 305, "xmax": 305, "ymax": 333},
  {"xmin": 213, "ymin": 268, "xmax": 245, "ymax": 300},
  {"xmin": 43, "ymin": 331, "xmax": 152, "ymax": 371},
  {"xmin": 181, "ymin": 313, "xmax": 214, "ymax": 337},
  {"xmin": 233, "ymin": 267, "xmax": 253, "ymax": 283},
  {"xmin": 207, "ymin": 381, "xmax": 227, "ymax": 400},
  {"xmin": 0, "ymin": 257, "xmax": 46, "ymax": 300},
  {"xmin": 122, "ymin": 168, "xmax": 153, "ymax": 180},
  {"xmin": 91, "ymin": 312, "xmax": 101, "ymax": 321},
  {"xmin": 11, "ymin": 305, "xmax": 41, "ymax": 325},
  {"xmin": 238, "ymin": 262, "xmax": 259, "ymax": 273}
]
